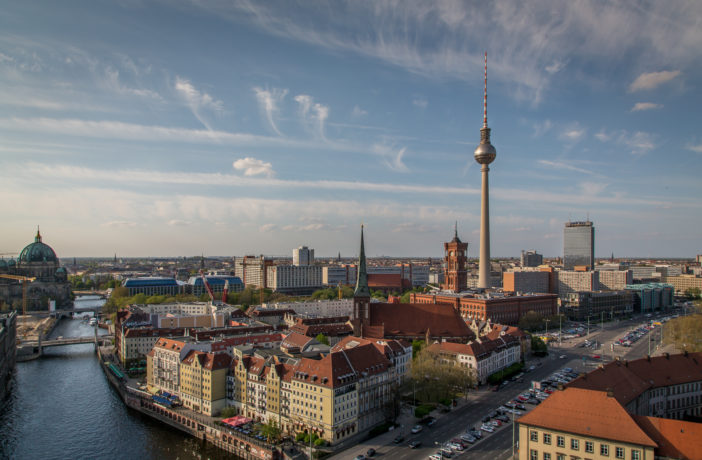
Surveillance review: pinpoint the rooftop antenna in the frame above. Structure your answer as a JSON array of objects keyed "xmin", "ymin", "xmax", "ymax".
[
  {"xmin": 483, "ymin": 52, "xmax": 488, "ymax": 128},
  {"xmin": 454, "ymin": 221, "xmax": 458, "ymax": 239}
]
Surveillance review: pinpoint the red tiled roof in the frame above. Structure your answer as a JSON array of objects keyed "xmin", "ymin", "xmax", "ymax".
[
  {"xmin": 182, "ymin": 350, "xmax": 231, "ymax": 370},
  {"xmin": 281, "ymin": 331, "xmax": 314, "ymax": 351},
  {"xmin": 367, "ymin": 302, "xmax": 474, "ymax": 339},
  {"xmin": 567, "ymin": 352, "xmax": 702, "ymax": 405},
  {"xmin": 290, "ymin": 322, "xmax": 352, "ymax": 337},
  {"xmin": 367, "ymin": 273, "xmax": 403, "ymax": 288},
  {"xmin": 632, "ymin": 415, "xmax": 702, "ymax": 460},
  {"xmin": 154, "ymin": 338, "xmax": 185, "ymax": 352},
  {"xmin": 518, "ymin": 387, "xmax": 657, "ymax": 447}
]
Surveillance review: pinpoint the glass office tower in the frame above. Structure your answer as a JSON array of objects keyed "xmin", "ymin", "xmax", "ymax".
[{"xmin": 563, "ymin": 221, "xmax": 595, "ymax": 270}]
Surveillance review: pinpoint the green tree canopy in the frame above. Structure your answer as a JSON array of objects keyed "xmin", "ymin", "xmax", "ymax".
[{"xmin": 315, "ymin": 333, "xmax": 330, "ymax": 345}]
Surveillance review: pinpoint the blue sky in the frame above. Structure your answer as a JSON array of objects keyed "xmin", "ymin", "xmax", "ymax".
[{"xmin": 1, "ymin": 1, "xmax": 701, "ymax": 259}]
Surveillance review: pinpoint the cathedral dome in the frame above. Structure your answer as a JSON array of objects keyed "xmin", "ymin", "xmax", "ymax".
[{"xmin": 18, "ymin": 229, "xmax": 58, "ymax": 263}]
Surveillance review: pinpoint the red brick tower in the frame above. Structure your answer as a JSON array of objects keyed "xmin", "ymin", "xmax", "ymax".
[{"xmin": 442, "ymin": 223, "xmax": 468, "ymax": 292}]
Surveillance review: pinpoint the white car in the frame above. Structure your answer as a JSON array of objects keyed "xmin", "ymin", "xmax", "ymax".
[
  {"xmin": 411, "ymin": 425, "xmax": 423, "ymax": 434},
  {"xmin": 481, "ymin": 424, "xmax": 494, "ymax": 433}
]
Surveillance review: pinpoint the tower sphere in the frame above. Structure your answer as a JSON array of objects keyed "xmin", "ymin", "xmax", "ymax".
[{"xmin": 474, "ymin": 140, "xmax": 496, "ymax": 165}]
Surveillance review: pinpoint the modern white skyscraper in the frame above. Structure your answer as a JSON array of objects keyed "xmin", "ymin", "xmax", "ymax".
[
  {"xmin": 474, "ymin": 53, "xmax": 497, "ymax": 289},
  {"xmin": 563, "ymin": 221, "xmax": 595, "ymax": 270},
  {"xmin": 292, "ymin": 245, "xmax": 314, "ymax": 266}
]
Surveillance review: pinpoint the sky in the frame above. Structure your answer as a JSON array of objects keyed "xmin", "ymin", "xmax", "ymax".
[{"xmin": 1, "ymin": 1, "xmax": 701, "ymax": 259}]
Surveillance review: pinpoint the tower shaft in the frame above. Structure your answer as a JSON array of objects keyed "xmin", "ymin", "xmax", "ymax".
[{"xmin": 478, "ymin": 164, "xmax": 491, "ymax": 288}]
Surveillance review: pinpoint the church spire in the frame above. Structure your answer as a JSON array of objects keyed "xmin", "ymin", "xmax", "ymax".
[
  {"xmin": 35, "ymin": 226, "xmax": 42, "ymax": 243},
  {"xmin": 354, "ymin": 225, "xmax": 370, "ymax": 297}
]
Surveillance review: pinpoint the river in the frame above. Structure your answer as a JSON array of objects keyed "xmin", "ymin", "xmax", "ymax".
[{"xmin": 0, "ymin": 296, "xmax": 232, "ymax": 460}]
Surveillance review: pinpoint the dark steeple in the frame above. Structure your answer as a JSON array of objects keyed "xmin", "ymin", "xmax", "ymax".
[{"xmin": 354, "ymin": 225, "xmax": 370, "ymax": 298}]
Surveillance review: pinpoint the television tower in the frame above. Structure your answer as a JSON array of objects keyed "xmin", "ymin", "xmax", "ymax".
[{"xmin": 474, "ymin": 52, "xmax": 497, "ymax": 289}]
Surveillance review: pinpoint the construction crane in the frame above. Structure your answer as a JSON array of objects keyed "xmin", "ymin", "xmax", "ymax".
[
  {"xmin": 198, "ymin": 270, "xmax": 217, "ymax": 304},
  {"xmin": 0, "ymin": 274, "xmax": 36, "ymax": 315}
]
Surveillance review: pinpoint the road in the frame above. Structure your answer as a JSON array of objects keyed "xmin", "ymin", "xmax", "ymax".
[{"xmin": 331, "ymin": 312, "xmax": 677, "ymax": 460}]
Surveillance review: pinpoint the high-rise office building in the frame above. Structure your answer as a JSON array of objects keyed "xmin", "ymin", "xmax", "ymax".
[
  {"xmin": 563, "ymin": 221, "xmax": 595, "ymax": 270},
  {"xmin": 520, "ymin": 250, "xmax": 543, "ymax": 267},
  {"xmin": 292, "ymin": 246, "xmax": 314, "ymax": 266}
]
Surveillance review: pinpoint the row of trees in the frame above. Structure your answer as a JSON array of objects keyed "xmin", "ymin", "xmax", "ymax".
[
  {"xmin": 518, "ymin": 310, "xmax": 566, "ymax": 334},
  {"xmin": 69, "ymin": 275, "xmax": 120, "ymax": 291}
]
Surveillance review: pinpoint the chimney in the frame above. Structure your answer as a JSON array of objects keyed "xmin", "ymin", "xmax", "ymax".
[
  {"xmin": 557, "ymin": 383, "xmax": 564, "ymax": 391},
  {"xmin": 606, "ymin": 388, "xmax": 614, "ymax": 398}
]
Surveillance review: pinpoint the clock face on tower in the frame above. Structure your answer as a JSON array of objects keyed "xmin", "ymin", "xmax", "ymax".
[{"xmin": 450, "ymin": 251, "xmax": 454, "ymax": 256}]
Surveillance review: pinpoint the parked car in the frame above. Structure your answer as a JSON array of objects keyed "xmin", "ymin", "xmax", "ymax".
[
  {"xmin": 408, "ymin": 440, "xmax": 422, "ymax": 449},
  {"xmin": 393, "ymin": 435, "xmax": 404, "ymax": 444},
  {"xmin": 366, "ymin": 448, "xmax": 376, "ymax": 457},
  {"xmin": 411, "ymin": 425, "xmax": 423, "ymax": 434}
]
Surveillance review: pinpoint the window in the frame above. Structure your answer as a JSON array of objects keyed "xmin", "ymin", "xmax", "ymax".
[
  {"xmin": 543, "ymin": 433, "xmax": 551, "ymax": 445},
  {"xmin": 543, "ymin": 454, "xmax": 551, "ymax": 460},
  {"xmin": 631, "ymin": 450, "xmax": 640, "ymax": 460},
  {"xmin": 557, "ymin": 436, "xmax": 565, "ymax": 448},
  {"xmin": 601, "ymin": 444, "xmax": 609, "ymax": 456},
  {"xmin": 571, "ymin": 439, "xmax": 579, "ymax": 450},
  {"xmin": 557, "ymin": 455, "xmax": 565, "ymax": 460},
  {"xmin": 616, "ymin": 447, "xmax": 624, "ymax": 459},
  {"xmin": 585, "ymin": 441, "xmax": 594, "ymax": 453},
  {"xmin": 530, "ymin": 450, "xmax": 538, "ymax": 460},
  {"xmin": 531, "ymin": 431, "xmax": 538, "ymax": 442}
]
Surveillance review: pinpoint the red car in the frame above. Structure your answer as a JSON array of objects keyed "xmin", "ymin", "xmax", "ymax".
[
  {"xmin": 543, "ymin": 388, "xmax": 554, "ymax": 394},
  {"xmin": 592, "ymin": 355, "xmax": 601, "ymax": 359}
]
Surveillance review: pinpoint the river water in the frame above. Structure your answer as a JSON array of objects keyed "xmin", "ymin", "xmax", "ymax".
[{"xmin": 0, "ymin": 296, "xmax": 231, "ymax": 460}]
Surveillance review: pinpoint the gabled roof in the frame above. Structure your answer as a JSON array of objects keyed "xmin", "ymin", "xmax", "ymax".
[
  {"xmin": 182, "ymin": 350, "xmax": 232, "ymax": 370},
  {"xmin": 281, "ymin": 331, "xmax": 315, "ymax": 351},
  {"xmin": 518, "ymin": 387, "xmax": 657, "ymax": 447},
  {"xmin": 567, "ymin": 352, "xmax": 702, "ymax": 405},
  {"xmin": 154, "ymin": 338, "xmax": 185, "ymax": 352},
  {"xmin": 632, "ymin": 415, "xmax": 702, "ymax": 460},
  {"xmin": 367, "ymin": 302, "xmax": 475, "ymax": 339}
]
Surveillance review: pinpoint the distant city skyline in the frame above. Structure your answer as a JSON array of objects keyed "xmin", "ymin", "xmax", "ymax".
[{"xmin": 2, "ymin": 2, "xmax": 701, "ymax": 258}]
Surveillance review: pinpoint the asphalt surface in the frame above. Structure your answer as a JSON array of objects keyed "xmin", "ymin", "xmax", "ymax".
[{"xmin": 330, "ymin": 312, "xmax": 679, "ymax": 460}]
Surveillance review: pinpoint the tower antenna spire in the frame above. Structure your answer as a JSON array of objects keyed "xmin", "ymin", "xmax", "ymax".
[{"xmin": 483, "ymin": 52, "xmax": 488, "ymax": 128}]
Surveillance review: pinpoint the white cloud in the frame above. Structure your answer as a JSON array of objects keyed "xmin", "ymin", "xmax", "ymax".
[
  {"xmin": 412, "ymin": 98, "xmax": 428, "ymax": 108},
  {"xmin": 545, "ymin": 60, "xmax": 566, "ymax": 74},
  {"xmin": 559, "ymin": 126, "xmax": 586, "ymax": 142},
  {"xmin": 590, "ymin": 128, "xmax": 655, "ymax": 155},
  {"xmin": 685, "ymin": 143, "xmax": 702, "ymax": 153},
  {"xmin": 253, "ymin": 86, "xmax": 287, "ymax": 135},
  {"xmin": 174, "ymin": 76, "xmax": 223, "ymax": 130},
  {"xmin": 622, "ymin": 131, "xmax": 655, "ymax": 155},
  {"xmin": 294, "ymin": 94, "xmax": 329, "ymax": 139},
  {"xmin": 579, "ymin": 181, "xmax": 608, "ymax": 196},
  {"xmin": 259, "ymin": 223, "xmax": 277, "ymax": 232},
  {"xmin": 532, "ymin": 120, "xmax": 553, "ymax": 137},
  {"xmin": 373, "ymin": 144, "xmax": 409, "ymax": 172},
  {"xmin": 631, "ymin": 102, "xmax": 663, "ymax": 112},
  {"xmin": 351, "ymin": 105, "xmax": 367, "ymax": 117},
  {"xmin": 101, "ymin": 220, "xmax": 137, "ymax": 228},
  {"xmin": 0, "ymin": 52, "xmax": 14, "ymax": 63},
  {"xmin": 167, "ymin": 219, "xmax": 192, "ymax": 226},
  {"xmin": 629, "ymin": 70, "xmax": 681, "ymax": 92},
  {"xmin": 233, "ymin": 157, "xmax": 275, "ymax": 178},
  {"xmin": 538, "ymin": 160, "xmax": 599, "ymax": 176},
  {"xmin": 102, "ymin": 66, "xmax": 161, "ymax": 100},
  {"xmin": 195, "ymin": 2, "xmax": 702, "ymax": 106}
]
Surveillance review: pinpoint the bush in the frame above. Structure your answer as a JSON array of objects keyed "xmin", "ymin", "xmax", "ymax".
[
  {"xmin": 439, "ymin": 397, "xmax": 452, "ymax": 407},
  {"xmin": 296, "ymin": 432, "xmax": 306, "ymax": 442},
  {"xmin": 314, "ymin": 438, "xmax": 326, "ymax": 447},
  {"xmin": 368, "ymin": 422, "xmax": 393, "ymax": 437},
  {"xmin": 487, "ymin": 362, "xmax": 524, "ymax": 385},
  {"xmin": 220, "ymin": 406, "xmax": 237, "ymax": 418},
  {"xmin": 414, "ymin": 404, "xmax": 435, "ymax": 418}
]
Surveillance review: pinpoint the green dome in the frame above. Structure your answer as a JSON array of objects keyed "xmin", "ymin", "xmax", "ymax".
[{"xmin": 18, "ymin": 229, "xmax": 58, "ymax": 263}]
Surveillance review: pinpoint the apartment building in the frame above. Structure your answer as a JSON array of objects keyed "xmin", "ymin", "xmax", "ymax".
[
  {"xmin": 180, "ymin": 351, "xmax": 231, "ymax": 416},
  {"xmin": 427, "ymin": 334, "xmax": 521, "ymax": 385},
  {"xmin": 597, "ymin": 269, "xmax": 633, "ymax": 291},
  {"xmin": 264, "ymin": 299, "xmax": 353, "ymax": 319},
  {"xmin": 265, "ymin": 264, "xmax": 323, "ymax": 294},
  {"xmin": 556, "ymin": 270, "xmax": 600, "ymax": 299}
]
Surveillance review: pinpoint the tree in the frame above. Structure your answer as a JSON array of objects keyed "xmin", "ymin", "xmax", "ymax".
[
  {"xmin": 410, "ymin": 346, "xmax": 476, "ymax": 404},
  {"xmin": 518, "ymin": 310, "xmax": 545, "ymax": 332},
  {"xmin": 315, "ymin": 334, "xmax": 330, "ymax": 346},
  {"xmin": 531, "ymin": 335, "xmax": 548, "ymax": 356},
  {"xmin": 260, "ymin": 419, "xmax": 281, "ymax": 443},
  {"xmin": 685, "ymin": 287, "xmax": 701, "ymax": 300},
  {"xmin": 111, "ymin": 286, "xmax": 129, "ymax": 298},
  {"xmin": 411, "ymin": 340, "xmax": 424, "ymax": 359}
]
